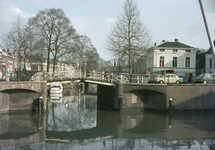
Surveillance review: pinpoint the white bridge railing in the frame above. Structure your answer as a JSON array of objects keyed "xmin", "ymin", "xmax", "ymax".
[
  {"xmin": 30, "ymin": 69, "xmax": 149, "ymax": 83},
  {"xmin": 30, "ymin": 70, "xmax": 79, "ymax": 81}
]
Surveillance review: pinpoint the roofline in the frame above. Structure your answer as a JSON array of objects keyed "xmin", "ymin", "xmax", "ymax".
[
  {"xmin": 147, "ymin": 46, "xmax": 196, "ymax": 53},
  {"xmin": 154, "ymin": 47, "xmax": 196, "ymax": 50},
  {"xmin": 155, "ymin": 41, "xmax": 195, "ymax": 49}
]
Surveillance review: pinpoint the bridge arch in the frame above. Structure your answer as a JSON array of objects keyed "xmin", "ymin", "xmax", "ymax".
[
  {"xmin": 0, "ymin": 82, "xmax": 41, "ymax": 93},
  {"xmin": 122, "ymin": 90, "xmax": 167, "ymax": 111},
  {"xmin": 123, "ymin": 84, "xmax": 167, "ymax": 95}
]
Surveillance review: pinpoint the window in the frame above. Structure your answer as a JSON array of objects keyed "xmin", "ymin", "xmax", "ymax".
[
  {"xmin": 171, "ymin": 75, "xmax": 176, "ymax": 78},
  {"xmin": 160, "ymin": 49, "xmax": 165, "ymax": 52},
  {"xmin": 185, "ymin": 57, "xmax": 190, "ymax": 67},
  {"xmin": 160, "ymin": 56, "xmax": 164, "ymax": 67},
  {"xmin": 38, "ymin": 65, "xmax": 42, "ymax": 71},
  {"xmin": 210, "ymin": 59, "xmax": 212, "ymax": 68},
  {"xmin": 173, "ymin": 49, "xmax": 178, "ymax": 52},
  {"xmin": 172, "ymin": 57, "xmax": 177, "ymax": 67},
  {"xmin": 186, "ymin": 50, "xmax": 191, "ymax": 52}
]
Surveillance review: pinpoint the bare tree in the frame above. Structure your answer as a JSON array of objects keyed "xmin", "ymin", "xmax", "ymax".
[
  {"xmin": 32, "ymin": 8, "xmax": 72, "ymax": 72},
  {"xmin": 73, "ymin": 35, "xmax": 93, "ymax": 73},
  {"xmin": 3, "ymin": 17, "xmax": 27, "ymax": 69},
  {"xmin": 106, "ymin": 0, "xmax": 151, "ymax": 77},
  {"xmin": 99, "ymin": 59, "xmax": 113, "ymax": 70},
  {"xmin": 50, "ymin": 15, "xmax": 76, "ymax": 72},
  {"xmin": 85, "ymin": 46, "xmax": 100, "ymax": 70},
  {"xmin": 24, "ymin": 18, "xmax": 44, "ymax": 69}
]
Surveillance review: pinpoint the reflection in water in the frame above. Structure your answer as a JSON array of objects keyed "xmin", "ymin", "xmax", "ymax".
[
  {"xmin": 47, "ymin": 90, "xmax": 97, "ymax": 132},
  {"xmin": 0, "ymin": 112, "xmax": 46, "ymax": 148},
  {"xmin": 0, "ymin": 84, "xmax": 215, "ymax": 149}
]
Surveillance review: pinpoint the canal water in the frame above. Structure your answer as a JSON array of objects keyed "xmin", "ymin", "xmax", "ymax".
[{"xmin": 0, "ymin": 84, "xmax": 215, "ymax": 150}]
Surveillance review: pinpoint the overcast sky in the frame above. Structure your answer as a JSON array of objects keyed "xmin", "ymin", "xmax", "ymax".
[{"xmin": 0, "ymin": 0, "xmax": 215, "ymax": 60}]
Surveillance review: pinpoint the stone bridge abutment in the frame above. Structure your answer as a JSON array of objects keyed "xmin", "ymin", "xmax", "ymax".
[
  {"xmin": 96, "ymin": 83, "xmax": 215, "ymax": 111},
  {"xmin": 0, "ymin": 81, "xmax": 47, "ymax": 112}
]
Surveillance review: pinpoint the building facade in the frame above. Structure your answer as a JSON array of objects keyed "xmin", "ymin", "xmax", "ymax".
[
  {"xmin": 195, "ymin": 40, "xmax": 215, "ymax": 75},
  {"xmin": 204, "ymin": 40, "xmax": 215, "ymax": 74},
  {"xmin": 146, "ymin": 39, "xmax": 196, "ymax": 76},
  {"xmin": 0, "ymin": 47, "xmax": 15, "ymax": 75}
]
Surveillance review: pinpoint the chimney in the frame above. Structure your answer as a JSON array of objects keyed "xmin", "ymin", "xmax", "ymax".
[
  {"xmin": 162, "ymin": 40, "xmax": 166, "ymax": 43},
  {"xmin": 175, "ymin": 38, "xmax": 178, "ymax": 42},
  {"xmin": 154, "ymin": 42, "xmax": 156, "ymax": 47},
  {"xmin": 7, "ymin": 48, "xmax": 9, "ymax": 53}
]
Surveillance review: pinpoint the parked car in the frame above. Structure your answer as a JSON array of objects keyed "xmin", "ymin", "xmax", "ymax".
[
  {"xmin": 148, "ymin": 74, "xmax": 164, "ymax": 83},
  {"xmin": 194, "ymin": 73, "xmax": 215, "ymax": 84},
  {"xmin": 148, "ymin": 74, "xmax": 183, "ymax": 84}
]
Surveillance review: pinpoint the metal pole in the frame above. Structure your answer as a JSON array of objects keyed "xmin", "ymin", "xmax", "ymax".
[{"xmin": 199, "ymin": 0, "xmax": 215, "ymax": 68}]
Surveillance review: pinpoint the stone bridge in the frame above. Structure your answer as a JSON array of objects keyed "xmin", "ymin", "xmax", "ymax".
[
  {"xmin": 95, "ymin": 82, "xmax": 215, "ymax": 111},
  {"xmin": 0, "ymin": 81, "xmax": 47, "ymax": 112}
]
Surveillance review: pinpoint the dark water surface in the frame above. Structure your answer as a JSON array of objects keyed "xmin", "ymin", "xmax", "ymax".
[{"xmin": 0, "ymin": 85, "xmax": 215, "ymax": 150}]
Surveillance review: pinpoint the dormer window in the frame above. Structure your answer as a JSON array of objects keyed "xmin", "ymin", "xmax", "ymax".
[
  {"xmin": 160, "ymin": 49, "xmax": 165, "ymax": 52},
  {"xmin": 186, "ymin": 50, "xmax": 190, "ymax": 52},
  {"xmin": 173, "ymin": 49, "xmax": 178, "ymax": 52}
]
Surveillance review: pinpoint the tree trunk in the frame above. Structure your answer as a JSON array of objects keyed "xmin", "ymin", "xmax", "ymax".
[
  {"xmin": 53, "ymin": 52, "xmax": 57, "ymax": 72},
  {"xmin": 47, "ymin": 48, "xmax": 50, "ymax": 72}
]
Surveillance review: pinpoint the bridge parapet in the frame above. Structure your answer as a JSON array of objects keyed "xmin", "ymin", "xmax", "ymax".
[{"xmin": 0, "ymin": 81, "xmax": 42, "ymax": 93}]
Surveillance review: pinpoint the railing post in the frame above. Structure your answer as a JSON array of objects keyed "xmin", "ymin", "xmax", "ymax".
[
  {"xmin": 93, "ymin": 70, "xmax": 95, "ymax": 80},
  {"xmin": 120, "ymin": 74, "xmax": 123, "ymax": 83},
  {"xmin": 102, "ymin": 71, "xmax": 104, "ymax": 80},
  {"xmin": 38, "ymin": 72, "xmax": 41, "ymax": 81}
]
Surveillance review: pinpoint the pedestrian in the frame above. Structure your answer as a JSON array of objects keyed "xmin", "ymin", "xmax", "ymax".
[{"xmin": 188, "ymin": 71, "xmax": 192, "ymax": 83}]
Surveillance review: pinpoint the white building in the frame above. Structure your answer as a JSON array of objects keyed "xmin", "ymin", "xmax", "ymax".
[
  {"xmin": 204, "ymin": 40, "xmax": 215, "ymax": 74},
  {"xmin": 146, "ymin": 39, "xmax": 196, "ymax": 76}
]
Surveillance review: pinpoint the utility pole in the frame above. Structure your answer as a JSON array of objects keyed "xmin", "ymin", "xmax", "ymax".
[{"xmin": 199, "ymin": 0, "xmax": 215, "ymax": 68}]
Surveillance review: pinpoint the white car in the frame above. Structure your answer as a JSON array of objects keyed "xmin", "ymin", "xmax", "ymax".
[{"xmin": 148, "ymin": 74, "xmax": 183, "ymax": 84}]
